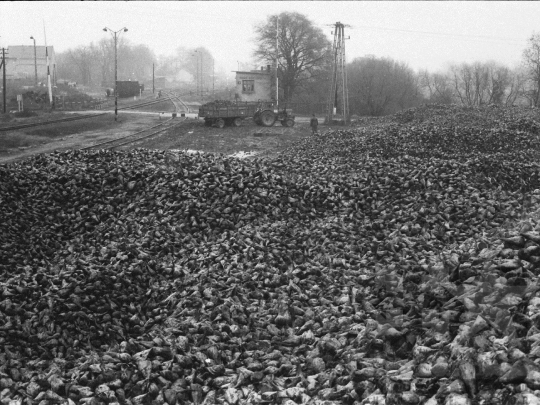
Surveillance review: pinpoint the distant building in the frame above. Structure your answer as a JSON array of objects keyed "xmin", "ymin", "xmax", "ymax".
[
  {"xmin": 234, "ymin": 65, "xmax": 275, "ymax": 102},
  {"xmin": 5, "ymin": 45, "xmax": 56, "ymax": 82}
]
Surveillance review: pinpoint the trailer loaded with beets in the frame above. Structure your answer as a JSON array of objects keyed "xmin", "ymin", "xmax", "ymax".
[{"xmin": 198, "ymin": 100, "xmax": 295, "ymax": 128}]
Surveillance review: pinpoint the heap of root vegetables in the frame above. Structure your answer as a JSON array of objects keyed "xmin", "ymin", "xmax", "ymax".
[{"xmin": 2, "ymin": 104, "xmax": 540, "ymax": 404}]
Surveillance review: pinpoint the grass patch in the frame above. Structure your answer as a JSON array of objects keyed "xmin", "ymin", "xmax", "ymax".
[
  {"xmin": 13, "ymin": 110, "xmax": 39, "ymax": 118},
  {"xmin": 24, "ymin": 119, "xmax": 113, "ymax": 139},
  {"xmin": 0, "ymin": 115, "xmax": 124, "ymax": 152},
  {"xmin": 0, "ymin": 114, "xmax": 14, "ymax": 123},
  {"xmin": 0, "ymin": 133, "xmax": 46, "ymax": 151}
]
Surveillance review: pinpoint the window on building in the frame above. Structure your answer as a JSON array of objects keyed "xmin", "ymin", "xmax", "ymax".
[{"xmin": 242, "ymin": 80, "xmax": 255, "ymax": 93}]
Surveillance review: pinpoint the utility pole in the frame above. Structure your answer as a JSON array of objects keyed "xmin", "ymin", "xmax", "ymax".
[
  {"xmin": 30, "ymin": 36, "xmax": 38, "ymax": 86},
  {"xmin": 2, "ymin": 48, "xmax": 6, "ymax": 114},
  {"xmin": 103, "ymin": 27, "xmax": 128, "ymax": 122},
  {"xmin": 200, "ymin": 53, "xmax": 204, "ymax": 102},
  {"xmin": 326, "ymin": 22, "xmax": 350, "ymax": 124},
  {"xmin": 152, "ymin": 63, "xmax": 154, "ymax": 94},
  {"xmin": 276, "ymin": 16, "xmax": 279, "ymax": 109},
  {"xmin": 192, "ymin": 53, "xmax": 199, "ymax": 98}
]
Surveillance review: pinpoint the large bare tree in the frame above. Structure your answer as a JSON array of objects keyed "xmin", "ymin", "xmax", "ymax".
[{"xmin": 253, "ymin": 12, "xmax": 330, "ymax": 103}]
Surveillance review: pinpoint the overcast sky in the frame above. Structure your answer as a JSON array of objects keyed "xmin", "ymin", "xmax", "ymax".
[{"xmin": 1, "ymin": 1, "xmax": 537, "ymax": 81}]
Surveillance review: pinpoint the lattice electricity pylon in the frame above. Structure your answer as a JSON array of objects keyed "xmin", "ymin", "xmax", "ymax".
[{"xmin": 325, "ymin": 22, "xmax": 350, "ymax": 124}]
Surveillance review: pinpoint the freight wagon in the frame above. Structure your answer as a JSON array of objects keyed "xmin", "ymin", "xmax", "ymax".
[{"xmin": 116, "ymin": 81, "xmax": 144, "ymax": 98}]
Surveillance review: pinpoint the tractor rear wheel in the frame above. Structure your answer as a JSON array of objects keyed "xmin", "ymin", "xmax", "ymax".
[
  {"xmin": 259, "ymin": 110, "xmax": 276, "ymax": 127},
  {"xmin": 216, "ymin": 118, "xmax": 225, "ymax": 128}
]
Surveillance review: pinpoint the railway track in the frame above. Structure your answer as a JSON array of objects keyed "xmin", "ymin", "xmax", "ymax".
[
  {"xmin": 80, "ymin": 118, "xmax": 178, "ymax": 150},
  {"xmin": 0, "ymin": 94, "xmax": 179, "ymax": 133},
  {"xmin": 81, "ymin": 92, "xmax": 191, "ymax": 151},
  {"xmin": 164, "ymin": 91, "xmax": 191, "ymax": 113},
  {"xmin": 1, "ymin": 91, "xmax": 193, "ymax": 155}
]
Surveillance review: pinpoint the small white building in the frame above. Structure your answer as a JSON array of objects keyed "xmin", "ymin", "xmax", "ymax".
[
  {"xmin": 234, "ymin": 65, "xmax": 275, "ymax": 102},
  {"xmin": 6, "ymin": 45, "xmax": 56, "ymax": 82}
]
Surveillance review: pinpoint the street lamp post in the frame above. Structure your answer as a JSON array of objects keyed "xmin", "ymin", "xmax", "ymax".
[
  {"xmin": 191, "ymin": 53, "xmax": 199, "ymax": 97},
  {"xmin": 30, "ymin": 36, "xmax": 37, "ymax": 87},
  {"xmin": 194, "ymin": 51, "xmax": 204, "ymax": 101},
  {"xmin": 103, "ymin": 27, "xmax": 128, "ymax": 122},
  {"xmin": 201, "ymin": 54, "xmax": 204, "ymax": 102}
]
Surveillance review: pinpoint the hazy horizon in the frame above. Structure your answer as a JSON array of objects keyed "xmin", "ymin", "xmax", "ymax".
[{"xmin": 1, "ymin": 1, "xmax": 536, "ymax": 80}]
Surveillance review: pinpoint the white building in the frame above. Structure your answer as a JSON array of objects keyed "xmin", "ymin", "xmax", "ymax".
[
  {"xmin": 6, "ymin": 45, "xmax": 56, "ymax": 82},
  {"xmin": 234, "ymin": 65, "xmax": 275, "ymax": 102}
]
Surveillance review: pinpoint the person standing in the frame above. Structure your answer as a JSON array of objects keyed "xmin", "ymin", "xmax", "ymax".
[{"xmin": 310, "ymin": 114, "xmax": 319, "ymax": 135}]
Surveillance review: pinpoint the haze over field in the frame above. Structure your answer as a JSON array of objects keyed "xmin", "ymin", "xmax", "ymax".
[{"xmin": 1, "ymin": 1, "xmax": 537, "ymax": 80}]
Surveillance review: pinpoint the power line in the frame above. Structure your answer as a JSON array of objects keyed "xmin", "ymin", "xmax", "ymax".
[{"xmin": 355, "ymin": 24, "xmax": 525, "ymax": 44}]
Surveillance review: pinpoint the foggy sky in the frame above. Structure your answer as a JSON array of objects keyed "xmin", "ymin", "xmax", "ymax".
[{"xmin": 1, "ymin": 1, "xmax": 536, "ymax": 81}]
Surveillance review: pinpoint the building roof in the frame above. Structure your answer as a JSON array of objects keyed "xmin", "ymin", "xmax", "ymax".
[
  {"xmin": 233, "ymin": 70, "xmax": 271, "ymax": 75},
  {"xmin": 8, "ymin": 45, "xmax": 55, "ymax": 60}
]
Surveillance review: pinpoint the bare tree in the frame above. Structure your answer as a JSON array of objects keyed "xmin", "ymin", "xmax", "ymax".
[
  {"xmin": 505, "ymin": 66, "xmax": 528, "ymax": 106},
  {"xmin": 485, "ymin": 62, "xmax": 510, "ymax": 105},
  {"xmin": 253, "ymin": 12, "xmax": 330, "ymax": 103},
  {"xmin": 522, "ymin": 33, "xmax": 540, "ymax": 106},
  {"xmin": 449, "ymin": 62, "xmax": 491, "ymax": 106},
  {"xmin": 395, "ymin": 63, "xmax": 421, "ymax": 110},
  {"xmin": 419, "ymin": 70, "xmax": 454, "ymax": 104},
  {"xmin": 446, "ymin": 61, "xmax": 526, "ymax": 107},
  {"xmin": 57, "ymin": 37, "xmax": 155, "ymax": 88},
  {"xmin": 96, "ymin": 38, "xmax": 114, "ymax": 87},
  {"xmin": 66, "ymin": 45, "xmax": 98, "ymax": 86}
]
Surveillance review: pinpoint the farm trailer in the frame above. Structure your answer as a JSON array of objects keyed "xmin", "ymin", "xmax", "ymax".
[{"xmin": 198, "ymin": 100, "xmax": 295, "ymax": 128}]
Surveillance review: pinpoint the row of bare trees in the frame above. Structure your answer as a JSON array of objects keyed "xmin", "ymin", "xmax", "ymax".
[
  {"xmin": 55, "ymin": 38, "xmax": 221, "ymax": 96},
  {"xmin": 419, "ymin": 63, "xmax": 527, "ymax": 108},
  {"xmin": 54, "ymin": 11, "xmax": 540, "ymax": 115},
  {"xmin": 254, "ymin": 12, "xmax": 540, "ymax": 116},
  {"xmin": 285, "ymin": 53, "xmax": 536, "ymax": 117},
  {"xmin": 56, "ymin": 38, "xmax": 155, "ymax": 87}
]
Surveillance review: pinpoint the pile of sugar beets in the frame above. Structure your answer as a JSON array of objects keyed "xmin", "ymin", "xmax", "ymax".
[{"xmin": 3, "ymin": 104, "xmax": 540, "ymax": 404}]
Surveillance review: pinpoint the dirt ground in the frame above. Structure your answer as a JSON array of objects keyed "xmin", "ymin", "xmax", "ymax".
[
  {"xmin": 0, "ymin": 110, "xmax": 319, "ymax": 165},
  {"xmin": 133, "ymin": 117, "xmax": 315, "ymax": 158}
]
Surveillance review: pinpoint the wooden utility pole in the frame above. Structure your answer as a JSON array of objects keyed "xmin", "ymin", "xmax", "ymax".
[{"xmin": 152, "ymin": 63, "xmax": 155, "ymax": 94}]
